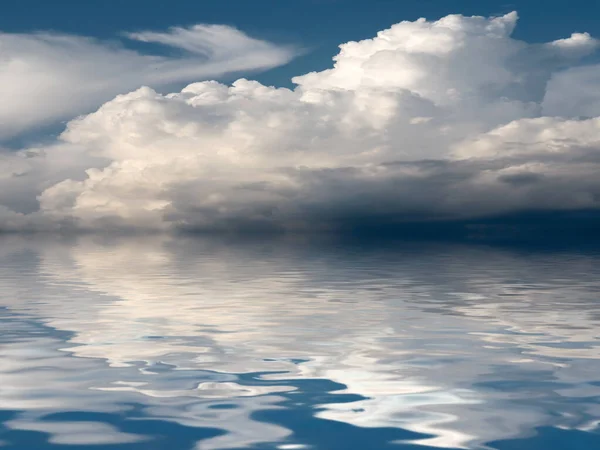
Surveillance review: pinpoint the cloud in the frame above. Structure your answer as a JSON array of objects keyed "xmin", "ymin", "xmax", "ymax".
[
  {"xmin": 543, "ymin": 64, "xmax": 600, "ymax": 118},
  {"xmin": 0, "ymin": 24, "xmax": 295, "ymax": 140},
  {"xmin": 1, "ymin": 11, "xmax": 600, "ymax": 232}
]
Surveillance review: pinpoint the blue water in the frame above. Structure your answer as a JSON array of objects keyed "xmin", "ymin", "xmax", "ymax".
[{"xmin": 0, "ymin": 235, "xmax": 599, "ymax": 450}]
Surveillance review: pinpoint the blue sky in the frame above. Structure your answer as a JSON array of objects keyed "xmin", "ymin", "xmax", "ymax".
[{"xmin": 3, "ymin": 0, "xmax": 599, "ymax": 88}]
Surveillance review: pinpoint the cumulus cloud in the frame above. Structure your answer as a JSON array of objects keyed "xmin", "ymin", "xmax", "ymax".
[
  {"xmin": 0, "ymin": 24, "xmax": 295, "ymax": 140},
  {"xmin": 2, "ymin": 11, "xmax": 600, "ymax": 232}
]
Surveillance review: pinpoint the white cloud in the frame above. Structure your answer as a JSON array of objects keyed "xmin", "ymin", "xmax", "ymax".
[
  {"xmin": 0, "ymin": 24, "xmax": 295, "ymax": 140},
  {"xmin": 543, "ymin": 64, "xmax": 600, "ymax": 118},
  {"xmin": 1, "ymin": 11, "xmax": 600, "ymax": 232}
]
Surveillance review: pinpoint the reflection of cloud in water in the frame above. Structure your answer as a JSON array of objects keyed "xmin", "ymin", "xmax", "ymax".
[{"xmin": 0, "ymin": 236, "xmax": 599, "ymax": 448}]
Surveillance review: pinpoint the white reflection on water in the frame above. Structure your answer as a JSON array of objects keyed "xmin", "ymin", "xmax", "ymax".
[{"xmin": 0, "ymin": 235, "xmax": 599, "ymax": 449}]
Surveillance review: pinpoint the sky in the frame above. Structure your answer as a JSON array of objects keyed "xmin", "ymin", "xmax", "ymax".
[{"xmin": 1, "ymin": 0, "xmax": 600, "ymax": 233}]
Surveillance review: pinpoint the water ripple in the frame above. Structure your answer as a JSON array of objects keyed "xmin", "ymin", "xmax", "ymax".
[{"xmin": 0, "ymin": 235, "xmax": 599, "ymax": 449}]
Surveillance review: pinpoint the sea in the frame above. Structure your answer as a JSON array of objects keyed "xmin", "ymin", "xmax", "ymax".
[{"xmin": 0, "ymin": 234, "xmax": 599, "ymax": 450}]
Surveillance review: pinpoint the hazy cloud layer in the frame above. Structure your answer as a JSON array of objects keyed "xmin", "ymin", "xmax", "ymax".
[{"xmin": 2, "ymin": 12, "xmax": 600, "ymax": 232}]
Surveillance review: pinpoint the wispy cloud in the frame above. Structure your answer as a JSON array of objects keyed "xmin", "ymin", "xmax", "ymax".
[{"xmin": 0, "ymin": 24, "xmax": 295, "ymax": 140}]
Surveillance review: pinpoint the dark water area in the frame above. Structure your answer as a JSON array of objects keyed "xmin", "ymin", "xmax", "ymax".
[{"xmin": 0, "ymin": 235, "xmax": 599, "ymax": 449}]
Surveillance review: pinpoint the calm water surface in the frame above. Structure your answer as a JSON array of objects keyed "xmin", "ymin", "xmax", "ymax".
[{"xmin": 0, "ymin": 235, "xmax": 599, "ymax": 450}]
